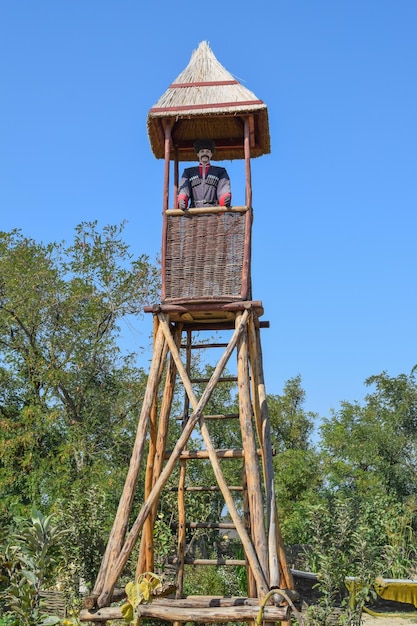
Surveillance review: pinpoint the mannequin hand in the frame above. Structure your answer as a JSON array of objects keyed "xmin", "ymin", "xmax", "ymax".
[{"xmin": 223, "ymin": 194, "xmax": 231, "ymax": 207}]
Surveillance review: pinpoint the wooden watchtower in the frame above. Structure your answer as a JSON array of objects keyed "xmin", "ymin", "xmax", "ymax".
[{"xmin": 81, "ymin": 42, "xmax": 300, "ymax": 625}]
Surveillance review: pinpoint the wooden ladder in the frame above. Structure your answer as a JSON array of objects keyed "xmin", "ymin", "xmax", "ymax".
[{"xmin": 81, "ymin": 303, "xmax": 298, "ymax": 625}]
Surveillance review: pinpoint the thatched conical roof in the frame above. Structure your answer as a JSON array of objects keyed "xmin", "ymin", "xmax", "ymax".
[{"xmin": 147, "ymin": 41, "xmax": 270, "ymax": 161}]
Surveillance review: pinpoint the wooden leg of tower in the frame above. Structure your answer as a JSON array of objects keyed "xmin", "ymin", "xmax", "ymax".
[
  {"xmin": 137, "ymin": 324, "xmax": 182, "ymax": 578},
  {"xmin": 247, "ymin": 313, "xmax": 296, "ymax": 626},
  {"xmin": 247, "ymin": 314, "xmax": 281, "ymax": 589},
  {"xmin": 236, "ymin": 311, "xmax": 269, "ymax": 589},
  {"xmin": 91, "ymin": 320, "xmax": 167, "ymax": 606}
]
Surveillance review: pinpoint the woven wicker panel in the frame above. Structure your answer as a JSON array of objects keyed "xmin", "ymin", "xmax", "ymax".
[
  {"xmin": 40, "ymin": 590, "xmax": 66, "ymax": 617},
  {"xmin": 164, "ymin": 212, "xmax": 246, "ymax": 301}
]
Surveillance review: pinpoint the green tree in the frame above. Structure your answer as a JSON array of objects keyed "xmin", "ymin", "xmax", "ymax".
[
  {"xmin": 320, "ymin": 368, "xmax": 417, "ymax": 500},
  {"xmin": 0, "ymin": 222, "xmax": 159, "ymax": 520},
  {"xmin": 267, "ymin": 376, "xmax": 323, "ymax": 543}
]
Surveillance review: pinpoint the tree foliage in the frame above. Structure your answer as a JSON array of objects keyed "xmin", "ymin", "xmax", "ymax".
[
  {"xmin": 320, "ymin": 368, "xmax": 417, "ymax": 500},
  {"xmin": 0, "ymin": 222, "xmax": 159, "ymax": 518}
]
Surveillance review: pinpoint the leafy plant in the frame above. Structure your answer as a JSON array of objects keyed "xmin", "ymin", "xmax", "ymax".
[
  {"xmin": 121, "ymin": 571, "xmax": 175, "ymax": 625},
  {"xmin": 0, "ymin": 509, "xmax": 65, "ymax": 626}
]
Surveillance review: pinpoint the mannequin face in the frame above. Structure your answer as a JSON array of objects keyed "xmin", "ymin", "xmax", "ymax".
[{"xmin": 197, "ymin": 148, "xmax": 212, "ymax": 164}]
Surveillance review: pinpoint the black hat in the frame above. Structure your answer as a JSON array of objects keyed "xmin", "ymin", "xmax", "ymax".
[{"xmin": 194, "ymin": 139, "xmax": 215, "ymax": 153}]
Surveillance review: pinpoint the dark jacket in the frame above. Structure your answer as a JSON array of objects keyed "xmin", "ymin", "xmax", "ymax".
[{"xmin": 177, "ymin": 164, "xmax": 231, "ymax": 208}]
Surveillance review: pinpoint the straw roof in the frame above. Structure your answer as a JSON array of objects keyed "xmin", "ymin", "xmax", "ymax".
[{"xmin": 147, "ymin": 41, "xmax": 270, "ymax": 161}]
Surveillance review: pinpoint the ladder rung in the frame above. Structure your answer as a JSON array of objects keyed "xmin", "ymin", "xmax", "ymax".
[
  {"xmin": 165, "ymin": 448, "xmax": 265, "ymax": 460},
  {"xmin": 168, "ymin": 557, "xmax": 246, "ymax": 566},
  {"xmin": 164, "ymin": 448, "xmax": 275, "ymax": 460},
  {"xmin": 190, "ymin": 376, "xmax": 238, "ymax": 384},
  {"xmin": 171, "ymin": 522, "xmax": 236, "ymax": 530},
  {"xmin": 203, "ymin": 413, "xmax": 240, "ymax": 420},
  {"xmin": 181, "ymin": 342, "xmax": 229, "ymax": 349},
  {"xmin": 170, "ymin": 485, "xmax": 242, "ymax": 492},
  {"xmin": 175, "ymin": 413, "xmax": 239, "ymax": 421}
]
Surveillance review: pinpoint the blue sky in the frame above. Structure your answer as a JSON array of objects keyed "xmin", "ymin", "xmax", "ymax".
[{"xmin": 1, "ymin": 1, "xmax": 417, "ymax": 425}]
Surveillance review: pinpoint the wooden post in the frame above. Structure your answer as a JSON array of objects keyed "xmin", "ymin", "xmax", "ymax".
[
  {"xmin": 243, "ymin": 116, "xmax": 253, "ymax": 208},
  {"xmin": 247, "ymin": 315, "xmax": 279, "ymax": 590},
  {"xmin": 248, "ymin": 314, "xmax": 294, "ymax": 593},
  {"xmin": 236, "ymin": 312, "xmax": 269, "ymax": 587},
  {"xmin": 161, "ymin": 118, "xmax": 174, "ymax": 301},
  {"xmin": 137, "ymin": 323, "xmax": 181, "ymax": 577}
]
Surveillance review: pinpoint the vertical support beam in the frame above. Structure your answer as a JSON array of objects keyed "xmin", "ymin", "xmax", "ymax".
[
  {"xmin": 236, "ymin": 311, "xmax": 269, "ymax": 585},
  {"xmin": 242, "ymin": 116, "xmax": 253, "ymax": 300},
  {"xmin": 161, "ymin": 119, "xmax": 174, "ymax": 301},
  {"xmin": 174, "ymin": 145, "xmax": 179, "ymax": 207},
  {"xmin": 137, "ymin": 323, "xmax": 181, "ymax": 577},
  {"xmin": 243, "ymin": 116, "xmax": 253, "ymax": 208},
  {"xmin": 138, "ymin": 318, "xmax": 160, "ymax": 574},
  {"xmin": 248, "ymin": 314, "xmax": 294, "ymax": 592},
  {"xmin": 162, "ymin": 119, "xmax": 173, "ymax": 212}
]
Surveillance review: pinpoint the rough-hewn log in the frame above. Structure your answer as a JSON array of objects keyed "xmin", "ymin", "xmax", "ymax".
[
  {"xmin": 247, "ymin": 313, "xmax": 280, "ymax": 589},
  {"xmin": 248, "ymin": 313, "xmax": 294, "ymax": 592},
  {"xmin": 80, "ymin": 603, "xmax": 290, "ymax": 623},
  {"xmin": 236, "ymin": 312, "xmax": 269, "ymax": 584},
  {"xmin": 138, "ymin": 317, "xmax": 161, "ymax": 574}
]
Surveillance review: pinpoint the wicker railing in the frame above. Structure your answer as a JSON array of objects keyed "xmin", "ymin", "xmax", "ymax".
[{"xmin": 162, "ymin": 206, "xmax": 251, "ymax": 303}]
